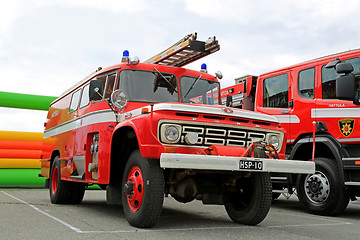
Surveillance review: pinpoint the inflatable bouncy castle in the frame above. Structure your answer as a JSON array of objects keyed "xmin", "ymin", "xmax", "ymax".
[{"xmin": 0, "ymin": 91, "xmax": 56, "ymax": 187}]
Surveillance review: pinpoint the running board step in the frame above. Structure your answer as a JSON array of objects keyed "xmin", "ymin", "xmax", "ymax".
[
  {"xmin": 70, "ymin": 169, "xmax": 85, "ymax": 180},
  {"xmin": 70, "ymin": 174, "xmax": 85, "ymax": 180},
  {"xmin": 345, "ymin": 182, "xmax": 360, "ymax": 186}
]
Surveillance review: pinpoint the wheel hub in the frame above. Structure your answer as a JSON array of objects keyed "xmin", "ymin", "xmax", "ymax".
[
  {"xmin": 304, "ymin": 171, "xmax": 330, "ymax": 203},
  {"xmin": 125, "ymin": 166, "xmax": 144, "ymax": 211}
]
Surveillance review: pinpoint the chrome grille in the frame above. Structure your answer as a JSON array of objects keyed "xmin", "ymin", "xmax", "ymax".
[{"xmin": 178, "ymin": 123, "xmax": 266, "ymax": 147}]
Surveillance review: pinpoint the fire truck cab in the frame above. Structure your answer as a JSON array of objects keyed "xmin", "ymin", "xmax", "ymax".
[
  {"xmin": 40, "ymin": 33, "xmax": 314, "ymax": 228},
  {"xmin": 222, "ymin": 49, "xmax": 360, "ymax": 216}
]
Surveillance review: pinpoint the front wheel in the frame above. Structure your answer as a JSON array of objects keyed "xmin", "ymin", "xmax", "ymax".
[
  {"xmin": 223, "ymin": 172, "xmax": 272, "ymax": 225},
  {"xmin": 121, "ymin": 150, "xmax": 165, "ymax": 228},
  {"xmin": 297, "ymin": 157, "xmax": 349, "ymax": 216}
]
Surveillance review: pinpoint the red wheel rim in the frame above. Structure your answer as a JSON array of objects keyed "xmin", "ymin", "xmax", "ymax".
[
  {"xmin": 126, "ymin": 166, "xmax": 144, "ymax": 211},
  {"xmin": 51, "ymin": 165, "xmax": 58, "ymax": 194}
]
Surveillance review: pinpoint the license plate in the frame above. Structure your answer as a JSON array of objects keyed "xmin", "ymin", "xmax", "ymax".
[{"xmin": 239, "ymin": 160, "xmax": 263, "ymax": 170}]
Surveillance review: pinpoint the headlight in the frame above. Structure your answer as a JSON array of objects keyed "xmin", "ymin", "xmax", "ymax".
[
  {"xmin": 161, "ymin": 124, "xmax": 181, "ymax": 143},
  {"xmin": 267, "ymin": 135, "xmax": 280, "ymax": 150}
]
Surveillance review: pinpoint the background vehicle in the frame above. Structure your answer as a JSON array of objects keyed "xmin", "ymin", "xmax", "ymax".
[
  {"xmin": 40, "ymin": 33, "xmax": 314, "ymax": 228},
  {"xmin": 222, "ymin": 49, "xmax": 360, "ymax": 216}
]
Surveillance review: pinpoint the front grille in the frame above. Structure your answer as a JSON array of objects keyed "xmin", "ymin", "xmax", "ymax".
[{"xmin": 163, "ymin": 122, "xmax": 267, "ymax": 147}]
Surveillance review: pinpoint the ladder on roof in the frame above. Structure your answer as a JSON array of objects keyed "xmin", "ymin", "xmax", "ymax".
[{"xmin": 144, "ymin": 32, "xmax": 220, "ymax": 67}]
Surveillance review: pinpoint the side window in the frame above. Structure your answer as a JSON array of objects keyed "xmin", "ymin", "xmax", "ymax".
[
  {"xmin": 79, "ymin": 84, "xmax": 90, "ymax": 108},
  {"xmin": 298, "ymin": 67, "xmax": 315, "ymax": 99},
  {"xmin": 322, "ymin": 57, "xmax": 360, "ymax": 99},
  {"xmin": 69, "ymin": 89, "xmax": 81, "ymax": 113},
  {"xmin": 104, "ymin": 74, "xmax": 116, "ymax": 99},
  {"xmin": 97, "ymin": 75, "xmax": 107, "ymax": 96},
  {"xmin": 263, "ymin": 73, "xmax": 288, "ymax": 108}
]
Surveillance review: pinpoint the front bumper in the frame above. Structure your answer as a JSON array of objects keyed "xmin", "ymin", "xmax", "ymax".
[{"xmin": 160, "ymin": 153, "xmax": 315, "ymax": 174}]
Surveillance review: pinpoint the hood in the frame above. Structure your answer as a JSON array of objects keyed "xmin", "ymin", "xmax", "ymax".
[{"xmin": 153, "ymin": 103, "xmax": 279, "ymax": 123}]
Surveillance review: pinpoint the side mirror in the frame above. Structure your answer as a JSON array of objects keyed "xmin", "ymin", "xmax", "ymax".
[
  {"xmin": 336, "ymin": 62, "xmax": 354, "ymax": 74},
  {"xmin": 336, "ymin": 63, "xmax": 355, "ymax": 100},
  {"xmin": 89, "ymin": 79, "xmax": 104, "ymax": 101}
]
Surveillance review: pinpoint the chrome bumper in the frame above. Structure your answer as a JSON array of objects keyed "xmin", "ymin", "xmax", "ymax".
[{"xmin": 160, "ymin": 153, "xmax": 315, "ymax": 174}]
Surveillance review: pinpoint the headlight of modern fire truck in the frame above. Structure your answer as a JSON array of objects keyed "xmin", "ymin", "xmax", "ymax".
[
  {"xmin": 266, "ymin": 134, "xmax": 281, "ymax": 150},
  {"xmin": 160, "ymin": 124, "xmax": 182, "ymax": 143}
]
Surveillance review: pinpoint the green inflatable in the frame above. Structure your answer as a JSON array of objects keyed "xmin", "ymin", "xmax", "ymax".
[
  {"xmin": 0, "ymin": 169, "xmax": 45, "ymax": 187},
  {"xmin": 0, "ymin": 91, "xmax": 57, "ymax": 111}
]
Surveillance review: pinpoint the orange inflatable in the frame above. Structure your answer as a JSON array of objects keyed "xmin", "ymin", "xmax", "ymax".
[
  {"xmin": 0, "ymin": 130, "xmax": 43, "ymax": 141},
  {"xmin": 0, "ymin": 158, "xmax": 40, "ymax": 168},
  {"xmin": 0, "ymin": 140, "xmax": 43, "ymax": 150},
  {"xmin": 0, "ymin": 149, "xmax": 42, "ymax": 159}
]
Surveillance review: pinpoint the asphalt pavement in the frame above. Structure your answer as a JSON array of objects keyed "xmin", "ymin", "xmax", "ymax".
[{"xmin": 1, "ymin": 189, "xmax": 360, "ymax": 240}]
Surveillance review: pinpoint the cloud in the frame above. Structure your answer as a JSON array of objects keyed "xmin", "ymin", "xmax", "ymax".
[
  {"xmin": 34, "ymin": 0, "xmax": 150, "ymax": 13},
  {"xmin": 1, "ymin": 0, "xmax": 360, "ymax": 132}
]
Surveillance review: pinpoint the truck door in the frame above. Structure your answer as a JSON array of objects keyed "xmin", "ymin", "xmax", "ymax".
[
  {"xmin": 72, "ymin": 84, "xmax": 91, "ymax": 180},
  {"xmin": 73, "ymin": 72, "xmax": 117, "ymax": 181},
  {"xmin": 256, "ymin": 71, "xmax": 293, "ymax": 142},
  {"xmin": 289, "ymin": 66, "xmax": 316, "ymax": 143}
]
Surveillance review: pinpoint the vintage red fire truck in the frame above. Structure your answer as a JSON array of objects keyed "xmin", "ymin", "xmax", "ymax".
[
  {"xmin": 222, "ymin": 49, "xmax": 360, "ymax": 216},
  {"xmin": 40, "ymin": 33, "xmax": 314, "ymax": 228}
]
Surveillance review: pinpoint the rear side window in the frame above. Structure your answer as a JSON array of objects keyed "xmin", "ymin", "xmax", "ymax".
[
  {"xmin": 263, "ymin": 73, "xmax": 288, "ymax": 108},
  {"xmin": 79, "ymin": 84, "xmax": 90, "ymax": 108},
  {"xmin": 69, "ymin": 89, "xmax": 81, "ymax": 113},
  {"xmin": 298, "ymin": 67, "xmax": 315, "ymax": 99}
]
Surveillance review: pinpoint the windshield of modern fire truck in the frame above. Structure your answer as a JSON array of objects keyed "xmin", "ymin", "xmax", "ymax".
[
  {"xmin": 180, "ymin": 75, "xmax": 220, "ymax": 105},
  {"xmin": 118, "ymin": 69, "xmax": 179, "ymax": 103}
]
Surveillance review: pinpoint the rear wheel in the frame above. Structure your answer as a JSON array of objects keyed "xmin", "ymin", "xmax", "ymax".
[
  {"xmin": 122, "ymin": 150, "xmax": 164, "ymax": 228},
  {"xmin": 297, "ymin": 157, "xmax": 349, "ymax": 216},
  {"xmin": 67, "ymin": 182, "xmax": 85, "ymax": 204},
  {"xmin": 50, "ymin": 156, "xmax": 70, "ymax": 204}
]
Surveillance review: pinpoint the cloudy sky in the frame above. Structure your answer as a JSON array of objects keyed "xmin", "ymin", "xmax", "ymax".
[{"xmin": 1, "ymin": 0, "xmax": 360, "ymax": 132}]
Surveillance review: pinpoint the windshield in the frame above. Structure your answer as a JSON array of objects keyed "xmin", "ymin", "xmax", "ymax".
[
  {"xmin": 118, "ymin": 69, "xmax": 179, "ymax": 103},
  {"xmin": 180, "ymin": 76, "xmax": 220, "ymax": 105}
]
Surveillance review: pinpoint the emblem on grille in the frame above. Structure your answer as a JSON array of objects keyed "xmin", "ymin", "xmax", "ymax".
[{"xmin": 222, "ymin": 107, "xmax": 233, "ymax": 113}]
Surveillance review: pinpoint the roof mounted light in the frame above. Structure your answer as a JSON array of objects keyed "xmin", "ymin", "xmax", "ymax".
[
  {"xmin": 215, "ymin": 71, "xmax": 223, "ymax": 80},
  {"xmin": 128, "ymin": 56, "xmax": 140, "ymax": 66},
  {"xmin": 200, "ymin": 63, "xmax": 208, "ymax": 73}
]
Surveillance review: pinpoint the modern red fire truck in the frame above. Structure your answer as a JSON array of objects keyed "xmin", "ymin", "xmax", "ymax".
[
  {"xmin": 222, "ymin": 49, "xmax": 360, "ymax": 216},
  {"xmin": 40, "ymin": 33, "xmax": 314, "ymax": 228}
]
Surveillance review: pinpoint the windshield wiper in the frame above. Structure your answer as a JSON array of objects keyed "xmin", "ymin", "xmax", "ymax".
[
  {"xmin": 153, "ymin": 67, "xmax": 178, "ymax": 93},
  {"xmin": 183, "ymin": 74, "xmax": 202, "ymax": 98}
]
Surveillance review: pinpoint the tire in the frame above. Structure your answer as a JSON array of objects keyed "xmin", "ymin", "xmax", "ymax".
[
  {"xmin": 297, "ymin": 157, "xmax": 349, "ymax": 216},
  {"xmin": 121, "ymin": 150, "xmax": 165, "ymax": 228},
  {"xmin": 67, "ymin": 182, "xmax": 85, "ymax": 204},
  {"xmin": 49, "ymin": 156, "xmax": 71, "ymax": 204},
  {"xmin": 223, "ymin": 146, "xmax": 272, "ymax": 225},
  {"xmin": 223, "ymin": 172, "xmax": 272, "ymax": 225}
]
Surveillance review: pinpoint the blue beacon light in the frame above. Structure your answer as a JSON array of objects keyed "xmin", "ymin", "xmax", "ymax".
[
  {"xmin": 122, "ymin": 50, "xmax": 130, "ymax": 62},
  {"xmin": 123, "ymin": 50, "xmax": 129, "ymax": 57},
  {"xmin": 201, "ymin": 63, "xmax": 207, "ymax": 73}
]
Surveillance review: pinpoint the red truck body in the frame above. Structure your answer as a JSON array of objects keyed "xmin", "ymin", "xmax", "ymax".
[
  {"xmin": 222, "ymin": 48, "xmax": 360, "ymax": 216},
  {"xmin": 40, "ymin": 34, "xmax": 314, "ymax": 228}
]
